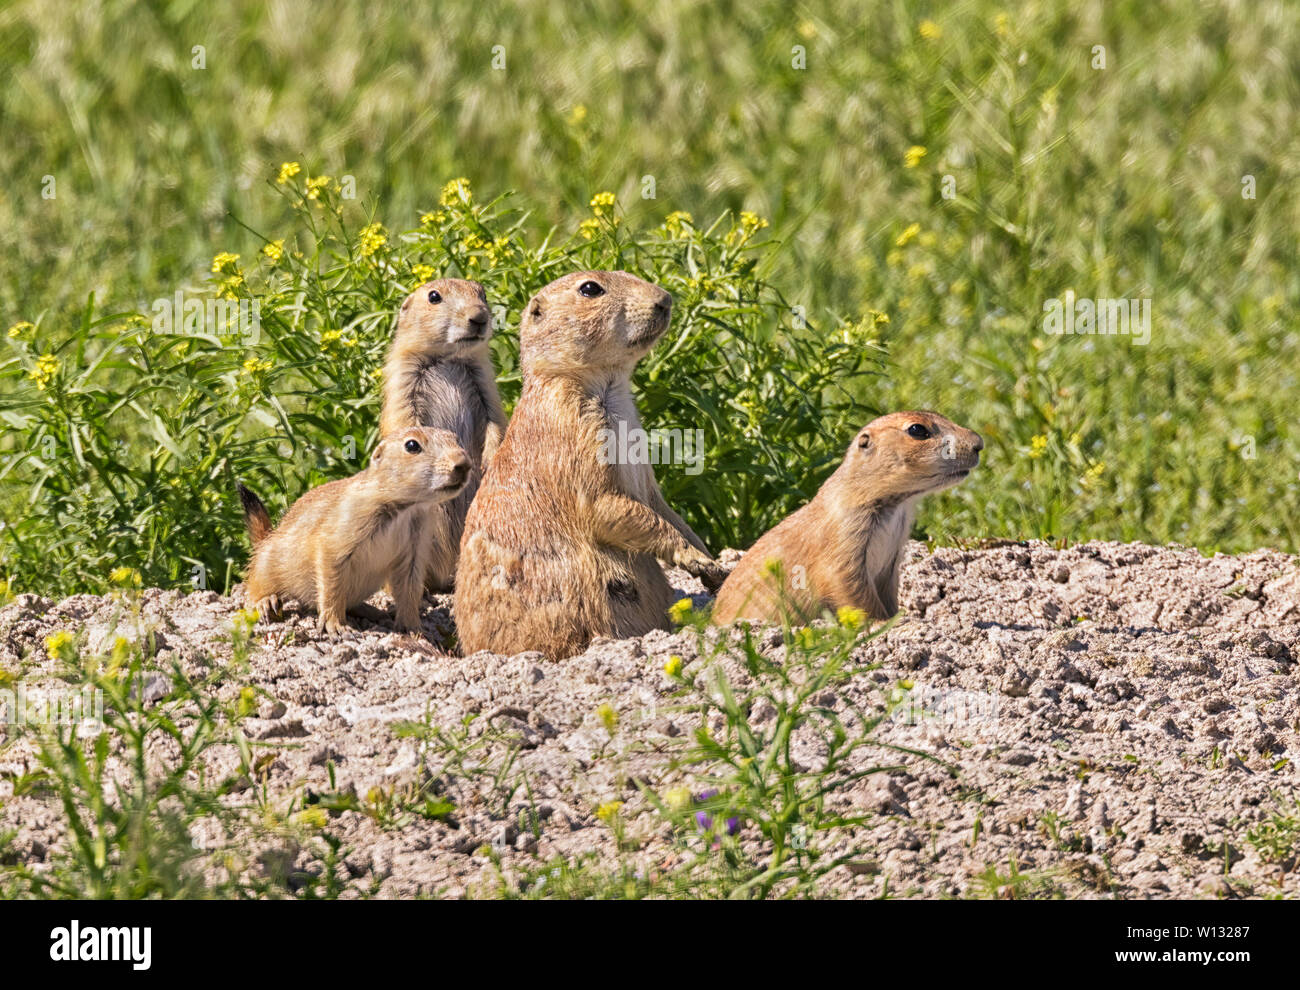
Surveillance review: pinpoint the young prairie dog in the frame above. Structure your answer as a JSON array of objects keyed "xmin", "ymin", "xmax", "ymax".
[
  {"xmin": 238, "ymin": 426, "xmax": 471, "ymax": 636},
  {"xmin": 379, "ymin": 278, "xmax": 507, "ymax": 591},
  {"xmin": 711, "ymin": 411, "xmax": 982, "ymax": 626},
  {"xmin": 455, "ymin": 270, "xmax": 725, "ymax": 660}
]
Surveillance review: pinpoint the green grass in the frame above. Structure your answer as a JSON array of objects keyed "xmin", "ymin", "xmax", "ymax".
[{"xmin": 4, "ymin": 0, "xmax": 1299, "ymax": 599}]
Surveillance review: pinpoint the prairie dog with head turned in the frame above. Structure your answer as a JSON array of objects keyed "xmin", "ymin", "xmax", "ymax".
[
  {"xmin": 711, "ymin": 411, "xmax": 982, "ymax": 625},
  {"xmin": 239, "ymin": 426, "xmax": 471, "ymax": 636},
  {"xmin": 379, "ymin": 277, "xmax": 507, "ymax": 591},
  {"xmin": 455, "ymin": 270, "xmax": 725, "ymax": 660}
]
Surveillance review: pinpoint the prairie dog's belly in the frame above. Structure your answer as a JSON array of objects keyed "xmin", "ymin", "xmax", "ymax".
[
  {"xmin": 600, "ymin": 381, "xmax": 655, "ymax": 503},
  {"xmin": 348, "ymin": 506, "xmax": 422, "ymax": 598},
  {"xmin": 415, "ymin": 366, "xmax": 488, "ymax": 461},
  {"xmin": 861, "ymin": 504, "xmax": 910, "ymax": 586}
]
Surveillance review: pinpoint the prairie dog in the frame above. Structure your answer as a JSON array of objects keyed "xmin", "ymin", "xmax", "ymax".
[
  {"xmin": 239, "ymin": 426, "xmax": 472, "ymax": 636},
  {"xmin": 379, "ymin": 278, "xmax": 507, "ymax": 591},
  {"xmin": 711, "ymin": 411, "xmax": 982, "ymax": 625},
  {"xmin": 455, "ymin": 270, "xmax": 724, "ymax": 660}
]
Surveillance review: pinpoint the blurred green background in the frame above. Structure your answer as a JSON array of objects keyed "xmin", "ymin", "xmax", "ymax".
[{"xmin": 2, "ymin": 0, "xmax": 1299, "ymax": 578}]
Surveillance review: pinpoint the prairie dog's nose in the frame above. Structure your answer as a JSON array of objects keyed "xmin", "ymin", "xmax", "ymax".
[
  {"xmin": 467, "ymin": 306, "xmax": 490, "ymax": 333},
  {"xmin": 446, "ymin": 450, "xmax": 471, "ymax": 484},
  {"xmin": 971, "ymin": 432, "xmax": 984, "ymax": 453},
  {"xmin": 653, "ymin": 288, "xmax": 672, "ymax": 315}
]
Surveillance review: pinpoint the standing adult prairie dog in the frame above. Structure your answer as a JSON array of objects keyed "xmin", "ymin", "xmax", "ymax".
[
  {"xmin": 238, "ymin": 426, "xmax": 471, "ymax": 636},
  {"xmin": 711, "ymin": 411, "xmax": 982, "ymax": 626},
  {"xmin": 379, "ymin": 278, "xmax": 507, "ymax": 591},
  {"xmin": 455, "ymin": 270, "xmax": 725, "ymax": 660}
]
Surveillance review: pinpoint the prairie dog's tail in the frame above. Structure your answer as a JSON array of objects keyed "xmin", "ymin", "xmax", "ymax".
[{"xmin": 237, "ymin": 483, "xmax": 273, "ymax": 546}]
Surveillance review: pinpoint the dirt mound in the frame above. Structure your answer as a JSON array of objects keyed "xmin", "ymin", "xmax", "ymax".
[{"xmin": 2, "ymin": 540, "xmax": 1297, "ymax": 898}]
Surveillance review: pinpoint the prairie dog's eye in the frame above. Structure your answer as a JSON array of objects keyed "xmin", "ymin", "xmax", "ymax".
[
  {"xmin": 404, "ymin": 439, "xmax": 422, "ymax": 454},
  {"xmin": 578, "ymin": 280, "xmax": 605, "ymax": 298},
  {"xmin": 906, "ymin": 423, "xmax": 931, "ymax": 440},
  {"xmin": 427, "ymin": 289, "xmax": 442, "ymax": 305}
]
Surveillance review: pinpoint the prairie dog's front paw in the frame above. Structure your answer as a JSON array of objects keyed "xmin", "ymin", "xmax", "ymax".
[{"xmin": 674, "ymin": 549, "xmax": 727, "ymax": 592}]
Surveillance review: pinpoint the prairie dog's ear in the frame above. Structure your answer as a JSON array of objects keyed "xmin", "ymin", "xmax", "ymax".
[
  {"xmin": 528, "ymin": 293, "xmax": 543, "ymax": 322},
  {"xmin": 857, "ymin": 431, "xmax": 872, "ymax": 450},
  {"xmin": 371, "ymin": 443, "xmax": 384, "ymax": 464},
  {"xmin": 400, "ymin": 293, "xmax": 415, "ymax": 313}
]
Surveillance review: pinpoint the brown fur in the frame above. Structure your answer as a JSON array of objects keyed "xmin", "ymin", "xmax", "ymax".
[
  {"xmin": 240, "ymin": 426, "xmax": 471, "ymax": 636},
  {"xmin": 455, "ymin": 270, "xmax": 724, "ymax": 660},
  {"xmin": 711, "ymin": 411, "xmax": 982, "ymax": 625},
  {"xmin": 379, "ymin": 278, "xmax": 507, "ymax": 591}
]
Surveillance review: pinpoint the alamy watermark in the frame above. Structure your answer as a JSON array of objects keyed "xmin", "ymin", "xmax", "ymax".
[
  {"xmin": 1042, "ymin": 290, "xmax": 1151, "ymax": 345},
  {"xmin": 598, "ymin": 421, "xmax": 705, "ymax": 476},
  {"xmin": 150, "ymin": 291, "xmax": 261, "ymax": 343},
  {"xmin": 890, "ymin": 682, "xmax": 999, "ymax": 729},
  {"xmin": 1, "ymin": 685, "xmax": 104, "ymax": 729}
]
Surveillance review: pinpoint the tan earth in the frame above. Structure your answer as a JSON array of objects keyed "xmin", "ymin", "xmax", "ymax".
[{"xmin": 1, "ymin": 540, "xmax": 1297, "ymax": 898}]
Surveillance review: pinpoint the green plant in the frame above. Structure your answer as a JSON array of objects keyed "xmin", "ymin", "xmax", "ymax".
[
  {"xmin": 1, "ymin": 180, "xmax": 879, "ymax": 596},
  {"xmin": 632, "ymin": 605, "xmax": 927, "ymax": 898}
]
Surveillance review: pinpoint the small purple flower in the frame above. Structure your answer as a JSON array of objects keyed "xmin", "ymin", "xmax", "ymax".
[
  {"xmin": 693, "ymin": 790, "xmax": 720, "ymax": 831},
  {"xmin": 691, "ymin": 790, "xmax": 741, "ymax": 836}
]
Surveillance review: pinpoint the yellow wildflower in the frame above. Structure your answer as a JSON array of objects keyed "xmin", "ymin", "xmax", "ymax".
[
  {"xmin": 211, "ymin": 251, "xmax": 240, "ymax": 273},
  {"xmin": 578, "ymin": 218, "xmax": 601, "ymax": 240},
  {"xmin": 217, "ymin": 274, "xmax": 244, "ymax": 299},
  {"xmin": 597, "ymin": 703, "xmax": 619, "ymax": 734},
  {"xmin": 277, "ymin": 161, "xmax": 301, "ymax": 184},
  {"xmin": 29, "ymin": 353, "xmax": 59, "ymax": 390},
  {"xmin": 739, "ymin": 211, "xmax": 769, "ymax": 232},
  {"xmin": 411, "ymin": 264, "xmax": 436, "ymax": 283},
  {"xmin": 994, "ymin": 12, "xmax": 1011, "ymax": 39},
  {"xmin": 1029, "ymin": 434, "xmax": 1048, "ymax": 458},
  {"xmin": 420, "ymin": 211, "xmax": 445, "ymax": 227},
  {"xmin": 895, "ymin": 222, "xmax": 921, "ymax": 247},
  {"xmin": 45, "ymin": 630, "xmax": 76, "ymax": 662},
  {"xmin": 237, "ymin": 685, "xmax": 258, "ymax": 718},
  {"xmin": 261, "ymin": 239, "xmax": 285, "ymax": 263},
  {"xmin": 668, "ymin": 598, "xmax": 694, "ymax": 624},
  {"xmin": 590, "ymin": 191, "xmax": 616, "ymax": 215},
  {"xmin": 837, "ymin": 606, "xmax": 866, "ymax": 630},
  {"xmin": 293, "ymin": 807, "xmax": 329, "ymax": 829},
  {"xmin": 663, "ymin": 655, "xmax": 683, "ymax": 677},
  {"xmin": 797, "ymin": 20, "xmax": 817, "ymax": 40},
  {"xmin": 663, "ymin": 210, "xmax": 693, "ymax": 236},
  {"xmin": 595, "ymin": 801, "xmax": 623, "ymax": 822},
  {"xmin": 664, "ymin": 787, "xmax": 692, "ymax": 812},
  {"xmin": 567, "ymin": 104, "xmax": 588, "ymax": 125},
  {"xmin": 109, "ymin": 566, "xmax": 142, "ymax": 588},
  {"xmin": 919, "ymin": 19, "xmax": 942, "ymax": 40},
  {"xmin": 440, "ymin": 177, "xmax": 472, "ymax": 207},
  {"xmin": 7, "ymin": 321, "xmax": 33, "ymax": 338},
  {"xmin": 904, "ymin": 145, "xmax": 927, "ymax": 168},
  {"xmin": 242, "ymin": 357, "xmax": 273, "ymax": 377},
  {"xmin": 358, "ymin": 222, "xmax": 387, "ymax": 257},
  {"xmin": 305, "ymin": 175, "xmax": 331, "ymax": 201},
  {"xmin": 106, "ymin": 637, "xmax": 132, "ymax": 674}
]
